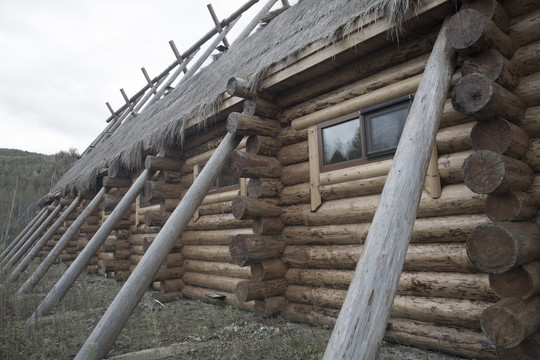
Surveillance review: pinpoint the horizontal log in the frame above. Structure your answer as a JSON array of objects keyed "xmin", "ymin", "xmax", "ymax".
[
  {"xmin": 186, "ymin": 213, "xmax": 251, "ymax": 231},
  {"xmin": 103, "ymin": 176, "xmax": 131, "ymax": 188},
  {"xmin": 461, "ymin": 0, "xmax": 509, "ymax": 31},
  {"xmin": 452, "ymin": 73, "xmax": 525, "ymax": 122},
  {"xmin": 201, "ymin": 189, "xmax": 238, "ymax": 206},
  {"xmin": 99, "ymin": 259, "xmax": 131, "ymax": 272},
  {"xmin": 447, "ymin": 9, "xmax": 515, "ymax": 57},
  {"xmin": 481, "ymin": 297, "xmax": 540, "ymax": 348},
  {"xmin": 180, "ymin": 228, "xmax": 252, "ymax": 246},
  {"xmin": 254, "ymin": 296, "xmax": 288, "ymax": 317},
  {"xmin": 182, "ymin": 285, "xmax": 254, "ymax": 311},
  {"xmin": 319, "ymin": 159, "xmax": 392, "ymax": 186},
  {"xmin": 144, "ymin": 155, "xmax": 183, "ymax": 172},
  {"xmin": 183, "ymin": 272, "xmax": 243, "ymax": 293},
  {"xmin": 245, "ymin": 135, "xmax": 281, "ymax": 156},
  {"xmin": 231, "ymin": 196, "xmax": 281, "ymax": 220},
  {"xmin": 128, "ymin": 233, "xmax": 158, "ymax": 246},
  {"xmin": 252, "ymin": 218, "xmax": 284, "ymax": 235},
  {"xmin": 485, "ymin": 191, "xmax": 536, "ymax": 222},
  {"xmin": 512, "ymin": 39, "xmax": 540, "ymax": 76},
  {"xmin": 470, "ymin": 118, "xmax": 529, "ymax": 158},
  {"xmin": 182, "ymin": 245, "xmax": 231, "ymax": 262},
  {"xmin": 236, "ymin": 278, "xmax": 287, "ymax": 302},
  {"xmin": 385, "ymin": 318, "xmax": 497, "ymax": 359},
  {"xmin": 162, "ymin": 279, "xmax": 184, "ymax": 292},
  {"xmin": 160, "ymin": 199, "xmax": 180, "ymax": 212},
  {"xmin": 462, "ymin": 49, "xmax": 520, "ymax": 90},
  {"xmin": 79, "ymin": 224, "xmax": 100, "ymax": 234},
  {"xmin": 226, "ymin": 112, "xmax": 280, "ymax": 137},
  {"xmin": 152, "ymin": 267, "xmax": 184, "ymax": 282},
  {"xmin": 283, "ymin": 302, "xmax": 338, "ymax": 328},
  {"xmin": 197, "ymin": 201, "xmax": 232, "ymax": 216},
  {"xmin": 144, "ymin": 211, "xmax": 170, "ymax": 227},
  {"xmin": 228, "ymin": 151, "xmax": 281, "ymax": 178},
  {"xmin": 247, "ymin": 178, "xmax": 283, "ymax": 198},
  {"xmin": 157, "ymin": 171, "xmax": 182, "ymax": 184},
  {"xmin": 163, "ymin": 253, "xmax": 183, "ymax": 268},
  {"xmin": 277, "ymin": 127, "xmax": 307, "ymax": 146},
  {"xmin": 114, "ymin": 249, "xmax": 131, "ymax": 260},
  {"xmin": 514, "ymin": 71, "xmax": 540, "ymax": 107},
  {"xmin": 277, "ymin": 141, "xmax": 309, "ymax": 165},
  {"xmin": 283, "ymin": 243, "xmax": 478, "ymax": 273},
  {"xmin": 509, "ymin": 7, "xmax": 540, "ymax": 47},
  {"xmin": 280, "ymin": 161, "xmax": 309, "ymax": 186},
  {"xmin": 103, "ymin": 193, "xmax": 122, "ymax": 213},
  {"xmin": 143, "ymin": 181, "xmax": 183, "ymax": 202},
  {"xmin": 467, "ymin": 222, "xmax": 540, "ymax": 273},
  {"xmin": 435, "ymin": 122, "xmax": 473, "ymax": 155},
  {"xmin": 183, "ymin": 259, "xmax": 252, "ymax": 279},
  {"xmin": 496, "ymin": 333, "xmax": 540, "ymax": 360},
  {"xmin": 251, "ymin": 259, "xmax": 286, "ymax": 280},
  {"xmin": 462, "ymin": 151, "xmax": 534, "ymax": 194},
  {"xmin": 229, "ymin": 234, "xmax": 285, "ymax": 267},
  {"xmin": 490, "ymin": 261, "xmax": 540, "ymax": 300},
  {"xmin": 523, "ymin": 138, "xmax": 540, "ymax": 172},
  {"xmin": 281, "ymin": 184, "xmax": 485, "ymax": 226}
]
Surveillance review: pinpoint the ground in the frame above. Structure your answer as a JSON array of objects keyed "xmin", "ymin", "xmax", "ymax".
[{"xmin": 1, "ymin": 261, "xmax": 468, "ymax": 359}]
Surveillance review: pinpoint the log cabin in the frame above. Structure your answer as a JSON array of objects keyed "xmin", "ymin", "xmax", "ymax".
[{"xmin": 3, "ymin": 0, "xmax": 540, "ymax": 358}]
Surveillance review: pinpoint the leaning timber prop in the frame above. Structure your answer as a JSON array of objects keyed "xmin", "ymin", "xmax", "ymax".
[
  {"xmin": 33, "ymin": 170, "xmax": 155, "ymax": 318},
  {"xmin": 17, "ymin": 188, "xmax": 106, "ymax": 295},
  {"xmin": 8, "ymin": 196, "xmax": 82, "ymax": 282},
  {"xmin": 75, "ymin": 132, "xmax": 242, "ymax": 360},
  {"xmin": 0, "ymin": 206, "xmax": 47, "ymax": 262},
  {"xmin": 323, "ymin": 19, "xmax": 456, "ymax": 359},
  {"xmin": 2, "ymin": 204, "xmax": 62, "ymax": 274}
]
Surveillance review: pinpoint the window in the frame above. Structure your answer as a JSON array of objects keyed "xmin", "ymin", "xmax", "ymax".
[
  {"xmin": 318, "ymin": 95, "xmax": 412, "ymax": 172},
  {"xmin": 207, "ymin": 163, "xmax": 239, "ymax": 193}
]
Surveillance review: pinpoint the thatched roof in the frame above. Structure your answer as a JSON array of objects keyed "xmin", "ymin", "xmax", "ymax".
[{"xmin": 53, "ymin": 0, "xmax": 422, "ymax": 194}]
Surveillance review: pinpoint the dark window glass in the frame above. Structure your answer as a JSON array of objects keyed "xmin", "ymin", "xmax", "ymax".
[
  {"xmin": 218, "ymin": 164, "xmax": 238, "ymax": 188},
  {"xmin": 321, "ymin": 117, "xmax": 362, "ymax": 166},
  {"xmin": 364, "ymin": 104, "xmax": 408, "ymax": 158}
]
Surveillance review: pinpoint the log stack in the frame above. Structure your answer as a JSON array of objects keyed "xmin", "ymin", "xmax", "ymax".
[
  {"xmin": 226, "ymin": 105, "xmax": 288, "ymax": 316},
  {"xmin": 448, "ymin": 2, "xmax": 540, "ymax": 357}
]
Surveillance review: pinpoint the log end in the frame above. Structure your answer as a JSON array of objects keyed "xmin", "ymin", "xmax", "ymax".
[
  {"xmin": 467, "ymin": 223, "xmax": 516, "ymax": 274},
  {"xmin": 226, "ymin": 112, "xmax": 240, "ymax": 134},
  {"xmin": 452, "ymin": 73, "xmax": 493, "ymax": 117},
  {"xmin": 447, "ymin": 9, "xmax": 486, "ymax": 52},
  {"xmin": 229, "ymin": 234, "xmax": 249, "ymax": 267},
  {"xmin": 231, "ymin": 196, "xmax": 248, "ymax": 220},
  {"xmin": 228, "ymin": 150, "xmax": 245, "ymax": 178},
  {"xmin": 485, "ymin": 192, "xmax": 537, "ymax": 222},
  {"xmin": 489, "ymin": 267, "xmax": 534, "ymax": 301},
  {"xmin": 481, "ymin": 300, "xmax": 526, "ymax": 348},
  {"xmin": 235, "ymin": 281, "xmax": 249, "ymax": 303},
  {"xmin": 226, "ymin": 77, "xmax": 250, "ymax": 98}
]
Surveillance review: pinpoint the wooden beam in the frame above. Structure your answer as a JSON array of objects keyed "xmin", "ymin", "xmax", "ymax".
[
  {"xmin": 232, "ymin": 0, "xmax": 278, "ymax": 45},
  {"xmin": 322, "ymin": 19, "xmax": 456, "ymax": 359},
  {"xmin": 207, "ymin": 4, "xmax": 230, "ymax": 48},
  {"xmin": 0, "ymin": 207, "xmax": 47, "ymax": 263}
]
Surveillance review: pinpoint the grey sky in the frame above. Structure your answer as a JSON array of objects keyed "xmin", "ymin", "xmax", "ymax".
[{"xmin": 0, "ymin": 0, "xmax": 291, "ymax": 155}]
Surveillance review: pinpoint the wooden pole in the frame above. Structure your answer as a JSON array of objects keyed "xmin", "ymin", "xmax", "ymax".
[
  {"xmin": 232, "ymin": 0, "xmax": 278, "ymax": 45},
  {"xmin": 207, "ymin": 4, "xmax": 230, "ymax": 48},
  {"xmin": 0, "ymin": 207, "xmax": 46, "ymax": 262},
  {"xmin": 0, "ymin": 208, "xmax": 50, "ymax": 268},
  {"xmin": 33, "ymin": 170, "xmax": 155, "ymax": 318},
  {"xmin": 9, "ymin": 196, "xmax": 81, "ymax": 282},
  {"xmin": 2, "ymin": 205, "xmax": 62, "ymax": 273},
  {"xmin": 17, "ymin": 189, "xmax": 106, "ymax": 295},
  {"xmin": 75, "ymin": 133, "xmax": 243, "ymax": 360},
  {"xmin": 323, "ymin": 19, "xmax": 456, "ymax": 360}
]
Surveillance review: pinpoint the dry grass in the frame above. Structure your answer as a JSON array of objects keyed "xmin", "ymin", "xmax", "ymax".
[{"xmin": 1, "ymin": 261, "xmax": 466, "ymax": 359}]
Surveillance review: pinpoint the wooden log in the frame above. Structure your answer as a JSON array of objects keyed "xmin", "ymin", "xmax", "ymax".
[
  {"xmin": 247, "ymin": 178, "xmax": 283, "ymax": 198},
  {"xmin": 277, "ymin": 141, "xmax": 309, "ymax": 165},
  {"xmin": 512, "ymin": 40, "xmax": 540, "ymax": 76},
  {"xmin": 496, "ymin": 333, "xmax": 540, "ymax": 360},
  {"xmin": 470, "ymin": 118, "xmax": 529, "ymax": 157},
  {"xmin": 183, "ymin": 259, "xmax": 252, "ymax": 279},
  {"xmin": 143, "ymin": 181, "xmax": 182, "ymax": 202},
  {"xmin": 284, "ymin": 243, "xmax": 478, "ymax": 273},
  {"xmin": 424, "ymin": 145, "xmax": 441, "ymax": 199},
  {"xmin": 462, "ymin": 49, "xmax": 520, "ymax": 91},
  {"xmin": 467, "ymin": 222, "xmax": 540, "ymax": 274},
  {"xmin": 514, "ymin": 71, "xmax": 540, "ymax": 107},
  {"xmin": 183, "ymin": 272, "xmax": 242, "ymax": 293},
  {"xmin": 157, "ymin": 170, "xmax": 182, "ymax": 184},
  {"xmin": 254, "ymin": 296, "xmax": 288, "ymax": 316},
  {"xmin": 163, "ymin": 253, "xmax": 183, "ymax": 268},
  {"xmin": 226, "ymin": 112, "xmax": 280, "ymax": 137},
  {"xmin": 229, "ymin": 234, "xmax": 285, "ymax": 267},
  {"xmin": 152, "ymin": 267, "xmax": 184, "ymax": 282},
  {"xmin": 252, "ymin": 218, "xmax": 284, "ymax": 235},
  {"xmin": 280, "ymin": 161, "xmax": 309, "ymax": 186},
  {"xmin": 102, "ymin": 177, "xmax": 131, "ymax": 188},
  {"xmin": 160, "ymin": 199, "xmax": 180, "ymax": 212},
  {"xmin": 131, "ymin": 245, "xmax": 145, "ymax": 256},
  {"xmin": 278, "ymin": 127, "xmax": 307, "ymax": 146},
  {"xmin": 142, "ymin": 237, "xmax": 155, "ymax": 252},
  {"xmin": 436, "ymin": 121, "xmax": 473, "ymax": 155},
  {"xmin": 98, "ymin": 252, "xmax": 115, "ymax": 261},
  {"xmin": 201, "ymin": 189, "xmax": 238, "ymax": 206},
  {"xmin": 182, "ymin": 245, "xmax": 231, "ymax": 262},
  {"xmin": 251, "ymin": 259, "xmax": 286, "ymax": 280},
  {"xmin": 103, "ymin": 193, "xmax": 122, "ymax": 213},
  {"xmin": 180, "ymin": 173, "xmax": 193, "ymax": 188},
  {"xmin": 485, "ymin": 191, "xmax": 537, "ymax": 222},
  {"xmin": 286, "ymin": 285, "xmax": 345, "ymax": 310},
  {"xmin": 114, "ymin": 249, "xmax": 130, "ymax": 260},
  {"xmin": 236, "ymin": 278, "xmax": 287, "ymax": 302},
  {"xmin": 245, "ymin": 135, "xmax": 281, "ymax": 156},
  {"xmin": 144, "ymin": 155, "xmax": 182, "ymax": 172},
  {"xmin": 523, "ymin": 138, "xmax": 540, "ymax": 172},
  {"xmin": 385, "ymin": 318, "xmax": 498, "ymax": 359},
  {"xmin": 481, "ymin": 297, "xmax": 540, "ymax": 348},
  {"xmin": 439, "ymin": 150, "xmax": 472, "ymax": 185},
  {"xmin": 143, "ymin": 211, "xmax": 170, "ymax": 227},
  {"xmin": 446, "ymin": 9, "xmax": 515, "ymax": 57},
  {"xmin": 162, "ymin": 279, "xmax": 184, "ymax": 292},
  {"xmin": 226, "ymin": 77, "xmax": 250, "ymax": 98},
  {"xmin": 509, "ymin": 7, "xmax": 540, "ymax": 48},
  {"xmin": 231, "ymin": 196, "xmax": 281, "ymax": 220},
  {"xmin": 462, "ymin": 151, "xmax": 534, "ymax": 194},
  {"xmin": 283, "ymin": 303, "xmax": 338, "ymax": 328},
  {"xmin": 452, "ymin": 73, "xmax": 525, "ymax": 122},
  {"xmin": 319, "ymin": 159, "xmax": 392, "ymax": 186},
  {"xmin": 461, "ymin": 0, "xmax": 509, "ymax": 31},
  {"xmin": 186, "ymin": 213, "xmax": 251, "ymax": 231},
  {"xmin": 197, "ymin": 201, "xmax": 232, "ymax": 216},
  {"xmin": 228, "ymin": 150, "xmax": 282, "ymax": 178},
  {"xmin": 490, "ymin": 261, "xmax": 540, "ymax": 300},
  {"xmin": 100, "ymin": 260, "xmax": 131, "ymax": 272},
  {"xmin": 180, "ymin": 228, "xmax": 252, "ymax": 246}
]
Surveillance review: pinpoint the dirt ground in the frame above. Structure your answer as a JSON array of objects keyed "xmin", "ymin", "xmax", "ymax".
[{"xmin": 1, "ymin": 262, "xmax": 468, "ymax": 359}]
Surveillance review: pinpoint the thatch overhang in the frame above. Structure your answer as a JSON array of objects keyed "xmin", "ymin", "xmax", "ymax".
[{"xmin": 52, "ymin": 0, "xmax": 454, "ymax": 195}]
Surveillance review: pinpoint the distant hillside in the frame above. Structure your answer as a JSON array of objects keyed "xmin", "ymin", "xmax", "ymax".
[{"xmin": 0, "ymin": 148, "xmax": 79, "ymax": 247}]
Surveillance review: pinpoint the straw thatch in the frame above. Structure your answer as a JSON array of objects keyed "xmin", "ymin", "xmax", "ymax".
[{"xmin": 53, "ymin": 0, "xmax": 422, "ymax": 194}]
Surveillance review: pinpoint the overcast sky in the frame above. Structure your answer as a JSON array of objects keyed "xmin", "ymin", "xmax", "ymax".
[{"xmin": 0, "ymin": 0, "xmax": 293, "ymax": 155}]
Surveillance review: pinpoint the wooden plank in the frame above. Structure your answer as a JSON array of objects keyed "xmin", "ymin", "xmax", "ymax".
[{"xmin": 307, "ymin": 126, "xmax": 321, "ymax": 211}]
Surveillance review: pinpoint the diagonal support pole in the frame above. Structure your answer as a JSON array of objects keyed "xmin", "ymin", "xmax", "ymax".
[
  {"xmin": 0, "ymin": 207, "xmax": 46, "ymax": 262},
  {"xmin": 322, "ymin": 19, "xmax": 456, "ymax": 360}
]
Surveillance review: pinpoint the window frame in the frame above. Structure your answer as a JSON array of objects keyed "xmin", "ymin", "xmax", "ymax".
[
  {"xmin": 317, "ymin": 95, "xmax": 412, "ymax": 173},
  {"xmin": 206, "ymin": 163, "xmax": 240, "ymax": 194}
]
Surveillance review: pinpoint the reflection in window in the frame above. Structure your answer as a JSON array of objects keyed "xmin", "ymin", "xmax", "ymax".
[
  {"xmin": 218, "ymin": 163, "xmax": 238, "ymax": 188},
  {"xmin": 321, "ymin": 118, "xmax": 362, "ymax": 166}
]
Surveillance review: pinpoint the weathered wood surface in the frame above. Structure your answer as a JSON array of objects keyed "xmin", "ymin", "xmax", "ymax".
[
  {"xmin": 236, "ymin": 278, "xmax": 288, "ymax": 302},
  {"xmin": 462, "ymin": 49, "xmax": 520, "ymax": 90},
  {"xmin": 231, "ymin": 196, "xmax": 281, "ymax": 220},
  {"xmin": 229, "ymin": 234, "xmax": 285, "ymax": 266},
  {"xmin": 226, "ymin": 112, "xmax": 281, "ymax": 137},
  {"xmin": 252, "ymin": 217, "xmax": 284, "ymax": 235},
  {"xmin": 245, "ymin": 135, "xmax": 281, "ymax": 156},
  {"xmin": 254, "ymin": 296, "xmax": 288, "ymax": 316},
  {"xmin": 144, "ymin": 156, "xmax": 183, "ymax": 172},
  {"xmin": 251, "ymin": 259, "xmax": 287, "ymax": 280},
  {"xmin": 490, "ymin": 261, "xmax": 540, "ymax": 300},
  {"xmin": 470, "ymin": 118, "xmax": 529, "ymax": 157},
  {"xmin": 247, "ymin": 178, "xmax": 283, "ymax": 198},
  {"xmin": 183, "ymin": 259, "xmax": 252, "ymax": 279},
  {"xmin": 228, "ymin": 150, "xmax": 282, "ymax": 178},
  {"xmin": 485, "ymin": 191, "xmax": 536, "ymax": 222}
]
